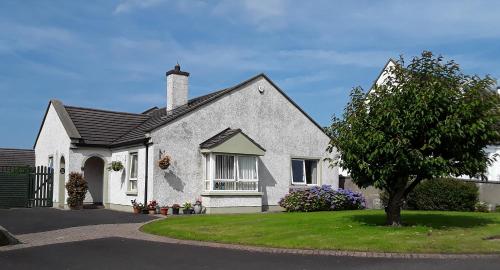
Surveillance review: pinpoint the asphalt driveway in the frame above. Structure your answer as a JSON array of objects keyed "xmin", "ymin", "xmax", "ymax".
[
  {"xmin": 1, "ymin": 237, "xmax": 500, "ymax": 270},
  {"xmin": 0, "ymin": 208, "xmax": 157, "ymax": 234}
]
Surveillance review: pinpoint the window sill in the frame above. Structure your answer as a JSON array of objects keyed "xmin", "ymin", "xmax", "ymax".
[
  {"xmin": 201, "ymin": 191, "xmax": 263, "ymax": 196},
  {"xmin": 125, "ymin": 191, "xmax": 138, "ymax": 196},
  {"xmin": 291, "ymin": 183, "xmax": 320, "ymax": 186}
]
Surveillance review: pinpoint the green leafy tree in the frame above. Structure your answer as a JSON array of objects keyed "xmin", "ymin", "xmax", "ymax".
[{"xmin": 327, "ymin": 51, "xmax": 500, "ymax": 225}]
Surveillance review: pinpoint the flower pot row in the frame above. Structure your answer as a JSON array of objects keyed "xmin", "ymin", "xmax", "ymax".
[{"xmin": 131, "ymin": 200, "xmax": 204, "ymax": 215}]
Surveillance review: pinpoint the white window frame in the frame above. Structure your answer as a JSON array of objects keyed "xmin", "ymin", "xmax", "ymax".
[
  {"xmin": 48, "ymin": 156, "xmax": 54, "ymax": 169},
  {"xmin": 236, "ymin": 155, "xmax": 259, "ymax": 181},
  {"xmin": 204, "ymin": 153, "xmax": 259, "ymax": 191},
  {"xmin": 128, "ymin": 152, "xmax": 138, "ymax": 192},
  {"xmin": 291, "ymin": 158, "xmax": 319, "ymax": 186},
  {"xmin": 214, "ymin": 154, "xmax": 236, "ymax": 181}
]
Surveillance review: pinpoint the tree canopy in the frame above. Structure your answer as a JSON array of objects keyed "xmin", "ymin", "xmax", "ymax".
[{"xmin": 327, "ymin": 51, "xmax": 500, "ymax": 225}]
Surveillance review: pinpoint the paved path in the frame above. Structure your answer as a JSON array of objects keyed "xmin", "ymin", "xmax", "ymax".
[{"xmin": 0, "ymin": 208, "xmax": 156, "ymax": 234}]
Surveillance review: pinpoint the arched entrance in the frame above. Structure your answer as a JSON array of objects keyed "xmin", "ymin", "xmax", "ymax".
[
  {"xmin": 58, "ymin": 156, "xmax": 66, "ymax": 207},
  {"xmin": 83, "ymin": 156, "xmax": 104, "ymax": 204}
]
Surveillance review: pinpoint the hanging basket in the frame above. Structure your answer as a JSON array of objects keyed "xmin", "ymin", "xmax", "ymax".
[
  {"xmin": 158, "ymin": 154, "xmax": 171, "ymax": 170},
  {"xmin": 107, "ymin": 161, "xmax": 124, "ymax": 172}
]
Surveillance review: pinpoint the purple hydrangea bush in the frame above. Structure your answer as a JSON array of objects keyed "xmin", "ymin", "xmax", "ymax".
[{"xmin": 278, "ymin": 185, "xmax": 366, "ymax": 212}]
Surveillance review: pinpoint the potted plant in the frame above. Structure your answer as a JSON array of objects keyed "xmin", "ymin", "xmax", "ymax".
[
  {"xmin": 107, "ymin": 161, "xmax": 124, "ymax": 172},
  {"xmin": 158, "ymin": 154, "xmax": 171, "ymax": 170},
  {"xmin": 160, "ymin": 205, "xmax": 169, "ymax": 216},
  {"xmin": 65, "ymin": 172, "xmax": 88, "ymax": 210},
  {"xmin": 131, "ymin": 199, "xmax": 144, "ymax": 214},
  {"xmin": 193, "ymin": 197, "xmax": 202, "ymax": 214},
  {"xmin": 172, "ymin": 204, "xmax": 180, "ymax": 215},
  {"xmin": 147, "ymin": 200, "xmax": 158, "ymax": 215},
  {"xmin": 182, "ymin": 202, "xmax": 193, "ymax": 215}
]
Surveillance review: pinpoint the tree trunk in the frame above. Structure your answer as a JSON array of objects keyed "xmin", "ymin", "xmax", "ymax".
[
  {"xmin": 385, "ymin": 189, "xmax": 405, "ymax": 226},
  {"xmin": 385, "ymin": 201, "xmax": 402, "ymax": 226}
]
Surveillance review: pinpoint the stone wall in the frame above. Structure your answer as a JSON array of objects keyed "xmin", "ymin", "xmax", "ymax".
[{"xmin": 340, "ymin": 176, "xmax": 500, "ymax": 210}]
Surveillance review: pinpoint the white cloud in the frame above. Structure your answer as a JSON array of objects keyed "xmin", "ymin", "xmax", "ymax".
[
  {"xmin": 113, "ymin": 0, "xmax": 166, "ymax": 15},
  {"xmin": 0, "ymin": 23, "xmax": 76, "ymax": 53},
  {"xmin": 278, "ymin": 49, "xmax": 393, "ymax": 68},
  {"xmin": 212, "ymin": 0, "xmax": 287, "ymax": 31}
]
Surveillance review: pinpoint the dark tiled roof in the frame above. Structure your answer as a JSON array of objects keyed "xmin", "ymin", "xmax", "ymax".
[
  {"xmin": 199, "ymin": 128, "xmax": 266, "ymax": 151},
  {"xmin": 64, "ymin": 106, "xmax": 149, "ymax": 146},
  {"xmin": 199, "ymin": 128, "xmax": 242, "ymax": 149},
  {"xmin": 0, "ymin": 148, "xmax": 35, "ymax": 167}
]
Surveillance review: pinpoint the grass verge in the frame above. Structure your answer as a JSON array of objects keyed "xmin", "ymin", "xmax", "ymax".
[{"xmin": 141, "ymin": 210, "xmax": 500, "ymax": 254}]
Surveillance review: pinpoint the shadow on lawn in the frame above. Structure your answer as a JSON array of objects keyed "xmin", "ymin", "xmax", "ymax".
[{"xmin": 350, "ymin": 212, "xmax": 496, "ymax": 229}]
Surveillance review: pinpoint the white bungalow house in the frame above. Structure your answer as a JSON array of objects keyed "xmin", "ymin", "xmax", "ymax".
[{"xmin": 34, "ymin": 64, "xmax": 338, "ymax": 213}]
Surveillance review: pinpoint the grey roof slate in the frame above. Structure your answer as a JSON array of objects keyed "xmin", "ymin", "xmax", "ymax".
[
  {"xmin": 64, "ymin": 106, "xmax": 149, "ymax": 146},
  {"xmin": 199, "ymin": 128, "xmax": 266, "ymax": 151},
  {"xmin": 0, "ymin": 148, "xmax": 35, "ymax": 167},
  {"xmin": 199, "ymin": 128, "xmax": 242, "ymax": 149}
]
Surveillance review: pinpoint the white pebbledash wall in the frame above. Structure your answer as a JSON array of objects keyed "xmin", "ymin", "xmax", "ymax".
[
  {"xmin": 35, "ymin": 104, "xmax": 71, "ymax": 207},
  {"xmin": 150, "ymin": 76, "xmax": 338, "ymax": 211},
  {"xmin": 35, "ymin": 103, "xmax": 150, "ymax": 210}
]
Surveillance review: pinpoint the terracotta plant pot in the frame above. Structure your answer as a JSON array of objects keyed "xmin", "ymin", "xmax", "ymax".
[
  {"xmin": 133, "ymin": 207, "xmax": 141, "ymax": 214},
  {"xmin": 160, "ymin": 207, "xmax": 169, "ymax": 216},
  {"xmin": 70, "ymin": 205, "xmax": 82, "ymax": 210},
  {"xmin": 148, "ymin": 209, "xmax": 156, "ymax": 215}
]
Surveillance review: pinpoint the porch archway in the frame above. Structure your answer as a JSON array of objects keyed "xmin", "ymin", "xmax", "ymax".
[{"xmin": 83, "ymin": 156, "xmax": 105, "ymax": 205}]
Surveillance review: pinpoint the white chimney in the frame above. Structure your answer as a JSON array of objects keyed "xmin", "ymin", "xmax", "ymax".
[{"xmin": 166, "ymin": 64, "xmax": 189, "ymax": 111}]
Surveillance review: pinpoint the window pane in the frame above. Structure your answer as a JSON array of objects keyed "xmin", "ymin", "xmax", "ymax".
[
  {"xmin": 130, "ymin": 153, "xmax": 138, "ymax": 179},
  {"xmin": 129, "ymin": 180, "xmax": 137, "ymax": 191},
  {"xmin": 48, "ymin": 157, "xmax": 54, "ymax": 168},
  {"xmin": 215, "ymin": 155, "xmax": 234, "ymax": 180},
  {"xmin": 238, "ymin": 156, "xmax": 257, "ymax": 180},
  {"xmin": 292, "ymin": 160, "xmax": 304, "ymax": 183},
  {"xmin": 305, "ymin": 160, "xmax": 318, "ymax": 184}
]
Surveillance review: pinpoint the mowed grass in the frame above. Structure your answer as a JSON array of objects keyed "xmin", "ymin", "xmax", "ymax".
[{"xmin": 141, "ymin": 210, "xmax": 500, "ymax": 253}]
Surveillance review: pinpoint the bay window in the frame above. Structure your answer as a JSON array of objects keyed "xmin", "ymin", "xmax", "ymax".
[
  {"xmin": 205, "ymin": 153, "xmax": 258, "ymax": 191},
  {"xmin": 291, "ymin": 158, "xmax": 318, "ymax": 185}
]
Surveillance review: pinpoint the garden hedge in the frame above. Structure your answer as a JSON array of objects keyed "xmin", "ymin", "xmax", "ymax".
[{"xmin": 405, "ymin": 178, "xmax": 478, "ymax": 211}]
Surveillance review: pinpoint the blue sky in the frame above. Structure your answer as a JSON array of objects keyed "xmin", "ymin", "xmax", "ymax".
[{"xmin": 1, "ymin": 0, "xmax": 499, "ymax": 149}]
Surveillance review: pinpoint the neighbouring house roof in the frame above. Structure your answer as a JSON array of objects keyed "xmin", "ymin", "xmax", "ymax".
[
  {"xmin": 35, "ymin": 73, "xmax": 326, "ymax": 148},
  {"xmin": 0, "ymin": 148, "xmax": 35, "ymax": 167},
  {"xmin": 200, "ymin": 128, "xmax": 266, "ymax": 156}
]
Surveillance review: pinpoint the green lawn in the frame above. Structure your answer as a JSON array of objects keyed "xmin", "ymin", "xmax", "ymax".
[{"xmin": 141, "ymin": 210, "xmax": 500, "ymax": 254}]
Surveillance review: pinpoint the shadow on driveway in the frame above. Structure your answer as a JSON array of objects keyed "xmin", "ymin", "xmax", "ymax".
[{"xmin": 0, "ymin": 208, "xmax": 157, "ymax": 234}]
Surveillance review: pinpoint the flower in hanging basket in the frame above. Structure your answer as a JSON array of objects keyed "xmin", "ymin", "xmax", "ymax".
[
  {"xmin": 158, "ymin": 154, "xmax": 171, "ymax": 170},
  {"xmin": 107, "ymin": 161, "xmax": 124, "ymax": 172}
]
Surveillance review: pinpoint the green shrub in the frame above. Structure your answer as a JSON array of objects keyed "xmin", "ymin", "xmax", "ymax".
[
  {"xmin": 405, "ymin": 178, "xmax": 478, "ymax": 211},
  {"xmin": 66, "ymin": 172, "xmax": 88, "ymax": 208},
  {"xmin": 475, "ymin": 202, "xmax": 490, "ymax": 212}
]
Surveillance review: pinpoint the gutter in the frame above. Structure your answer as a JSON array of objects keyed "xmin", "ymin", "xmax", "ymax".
[{"xmin": 143, "ymin": 138, "xmax": 153, "ymax": 206}]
